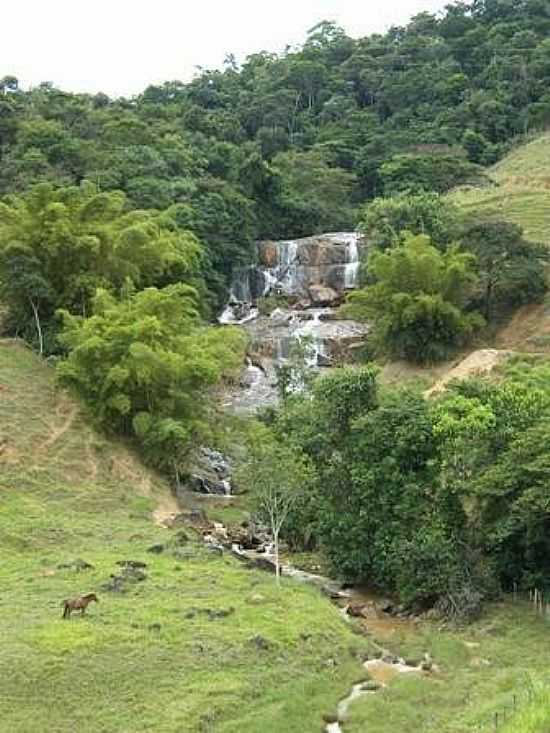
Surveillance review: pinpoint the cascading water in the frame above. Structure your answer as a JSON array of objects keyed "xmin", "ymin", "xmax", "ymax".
[
  {"xmin": 220, "ymin": 233, "xmax": 364, "ymax": 317},
  {"xmin": 276, "ymin": 239, "xmax": 300, "ymax": 294},
  {"xmin": 344, "ymin": 233, "xmax": 360, "ymax": 290},
  {"xmin": 219, "ymin": 233, "xmax": 369, "ymax": 413}
]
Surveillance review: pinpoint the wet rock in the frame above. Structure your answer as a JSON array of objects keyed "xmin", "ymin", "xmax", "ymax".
[
  {"xmin": 269, "ymin": 308, "xmax": 294, "ymax": 326},
  {"xmin": 247, "ymin": 555, "xmax": 276, "ymax": 573},
  {"xmin": 317, "ymin": 352, "xmax": 333, "ymax": 367},
  {"xmin": 308, "ymin": 285, "xmax": 339, "ymax": 306},
  {"xmin": 257, "ymin": 241, "xmax": 279, "ymax": 268},
  {"xmin": 346, "ymin": 603, "xmax": 371, "ymax": 619},
  {"xmin": 205, "ymin": 543, "xmax": 224, "ymax": 556},
  {"xmin": 181, "ymin": 446, "xmax": 233, "ymax": 497},
  {"xmin": 238, "ymin": 233, "xmax": 365, "ymax": 302},
  {"xmin": 189, "ymin": 474, "xmax": 228, "ymax": 496},
  {"xmin": 57, "ymin": 559, "xmax": 94, "ymax": 572},
  {"xmin": 199, "ymin": 447, "xmax": 231, "ymax": 479},
  {"xmin": 382, "ymin": 654, "xmax": 399, "ymax": 664}
]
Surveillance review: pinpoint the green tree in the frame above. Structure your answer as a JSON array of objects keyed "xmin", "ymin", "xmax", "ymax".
[
  {"xmin": 360, "ymin": 192, "xmax": 460, "ymax": 251},
  {"xmin": 236, "ymin": 425, "xmax": 313, "ymax": 585},
  {"xmin": 57, "ymin": 284, "xmax": 245, "ymax": 478},
  {"xmin": 345, "ymin": 234, "xmax": 483, "ymax": 362},
  {"xmin": 0, "ymin": 183, "xmax": 203, "ymax": 351},
  {"xmin": 271, "ymin": 150, "xmax": 357, "ymax": 236},
  {"xmin": 461, "ymin": 220, "xmax": 547, "ymax": 319},
  {"xmin": 380, "ymin": 153, "xmax": 482, "ymax": 195}
]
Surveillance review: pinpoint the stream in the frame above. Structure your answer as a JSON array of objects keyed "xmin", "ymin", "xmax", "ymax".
[
  {"xmin": 209, "ymin": 233, "xmax": 431, "ymax": 727},
  {"xmin": 197, "ymin": 523, "xmax": 435, "ymax": 733}
]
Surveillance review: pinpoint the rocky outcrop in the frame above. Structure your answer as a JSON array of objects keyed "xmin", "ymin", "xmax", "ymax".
[
  {"xmin": 308, "ymin": 285, "xmax": 340, "ymax": 307},
  {"xmin": 227, "ymin": 232, "xmax": 365, "ymax": 308},
  {"xmin": 178, "ymin": 447, "xmax": 233, "ymax": 498}
]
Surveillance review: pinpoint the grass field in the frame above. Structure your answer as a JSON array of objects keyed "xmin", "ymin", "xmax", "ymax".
[
  {"xmin": 502, "ymin": 685, "xmax": 550, "ymax": 733},
  {"xmin": 451, "ymin": 133, "xmax": 550, "ymax": 246},
  {"xmin": 0, "ymin": 340, "xmax": 367, "ymax": 733},
  {"xmin": 1, "ymin": 340, "xmax": 550, "ymax": 733}
]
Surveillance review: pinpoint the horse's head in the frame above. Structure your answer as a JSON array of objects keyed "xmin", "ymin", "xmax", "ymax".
[{"xmin": 87, "ymin": 593, "xmax": 99, "ymax": 603}]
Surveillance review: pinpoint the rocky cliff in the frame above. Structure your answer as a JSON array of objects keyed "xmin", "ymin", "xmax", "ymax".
[{"xmin": 226, "ymin": 232, "xmax": 365, "ymax": 313}]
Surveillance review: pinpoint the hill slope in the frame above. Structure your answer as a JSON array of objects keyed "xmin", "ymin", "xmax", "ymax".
[
  {"xmin": 449, "ymin": 134, "xmax": 550, "ymax": 355},
  {"xmin": 452, "ymin": 134, "xmax": 550, "ymax": 247},
  {"xmin": 0, "ymin": 340, "xmax": 364, "ymax": 733}
]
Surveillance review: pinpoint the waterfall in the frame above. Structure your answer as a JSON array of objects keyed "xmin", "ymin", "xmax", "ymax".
[
  {"xmin": 230, "ymin": 267, "xmax": 252, "ymax": 303},
  {"xmin": 276, "ymin": 239, "xmax": 300, "ymax": 293},
  {"xmin": 221, "ymin": 233, "xmax": 364, "ymax": 325},
  {"xmin": 343, "ymin": 233, "xmax": 360, "ymax": 290}
]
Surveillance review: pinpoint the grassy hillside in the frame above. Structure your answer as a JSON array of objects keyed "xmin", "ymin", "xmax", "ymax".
[
  {"xmin": 0, "ymin": 340, "xmax": 366, "ymax": 733},
  {"xmin": 2, "ymin": 340, "xmax": 550, "ymax": 733},
  {"xmin": 449, "ymin": 134, "xmax": 550, "ymax": 355},
  {"xmin": 452, "ymin": 133, "xmax": 550, "ymax": 246}
]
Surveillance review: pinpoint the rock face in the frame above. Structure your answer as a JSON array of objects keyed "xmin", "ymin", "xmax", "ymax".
[
  {"xmin": 218, "ymin": 232, "xmax": 370, "ymax": 415},
  {"xmin": 178, "ymin": 446, "xmax": 233, "ymax": 498},
  {"xmin": 227, "ymin": 232, "xmax": 364, "ymax": 308},
  {"xmin": 308, "ymin": 285, "xmax": 340, "ymax": 307}
]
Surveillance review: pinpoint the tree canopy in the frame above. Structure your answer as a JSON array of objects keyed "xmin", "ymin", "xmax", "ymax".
[{"xmin": 345, "ymin": 234, "xmax": 483, "ymax": 362}]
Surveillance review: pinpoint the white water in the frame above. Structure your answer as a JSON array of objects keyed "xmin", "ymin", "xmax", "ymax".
[
  {"xmin": 218, "ymin": 306, "xmax": 259, "ymax": 325},
  {"xmin": 325, "ymin": 658, "xmax": 423, "ymax": 732},
  {"xmin": 224, "ymin": 233, "xmax": 363, "ymax": 306},
  {"xmin": 344, "ymin": 233, "xmax": 360, "ymax": 290}
]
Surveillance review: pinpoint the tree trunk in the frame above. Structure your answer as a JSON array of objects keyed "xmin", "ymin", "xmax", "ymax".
[
  {"xmin": 274, "ymin": 530, "xmax": 281, "ymax": 587},
  {"xmin": 29, "ymin": 298, "xmax": 44, "ymax": 356},
  {"xmin": 485, "ymin": 279, "xmax": 494, "ymax": 322}
]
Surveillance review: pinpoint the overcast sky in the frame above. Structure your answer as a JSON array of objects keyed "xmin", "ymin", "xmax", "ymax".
[{"xmin": 2, "ymin": 0, "xmax": 449, "ymax": 98}]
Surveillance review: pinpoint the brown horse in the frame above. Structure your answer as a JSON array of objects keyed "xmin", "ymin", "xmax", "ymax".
[{"xmin": 62, "ymin": 593, "xmax": 99, "ymax": 619}]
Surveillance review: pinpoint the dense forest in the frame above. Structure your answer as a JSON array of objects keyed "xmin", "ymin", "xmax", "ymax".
[
  {"xmin": 2, "ymin": 0, "xmax": 550, "ymax": 308},
  {"xmin": 1, "ymin": 0, "xmax": 550, "ymax": 618}
]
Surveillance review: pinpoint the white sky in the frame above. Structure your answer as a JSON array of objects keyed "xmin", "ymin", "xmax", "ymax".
[{"xmin": 2, "ymin": 0, "xmax": 449, "ymax": 98}]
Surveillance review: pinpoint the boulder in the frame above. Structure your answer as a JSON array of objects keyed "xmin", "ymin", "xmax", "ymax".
[
  {"xmin": 189, "ymin": 474, "xmax": 228, "ymax": 496},
  {"xmin": 185, "ymin": 446, "xmax": 233, "ymax": 496},
  {"xmin": 308, "ymin": 285, "xmax": 339, "ymax": 306}
]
